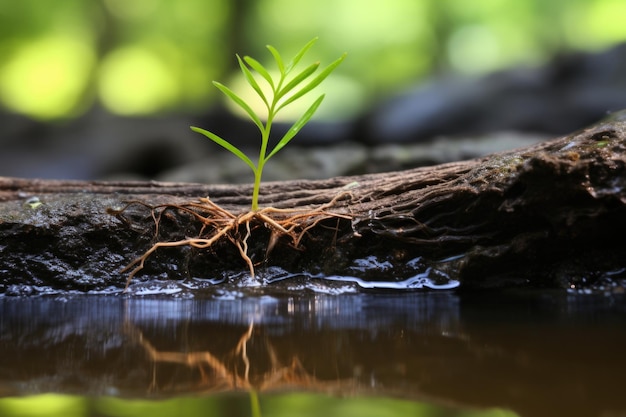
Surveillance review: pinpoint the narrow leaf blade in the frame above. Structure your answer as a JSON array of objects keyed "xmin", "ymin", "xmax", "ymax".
[
  {"xmin": 276, "ymin": 62, "xmax": 319, "ymax": 101},
  {"xmin": 190, "ymin": 126, "xmax": 257, "ymax": 173},
  {"xmin": 284, "ymin": 37, "xmax": 318, "ymax": 74},
  {"xmin": 266, "ymin": 44, "xmax": 285, "ymax": 74},
  {"xmin": 213, "ymin": 81, "xmax": 264, "ymax": 132},
  {"xmin": 266, "ymin": 94, "xmax": 324, "ymax": 161},
  {"xmin": 243, "ymin": 56, "xmax": 274, "ymax": 90},
  {"xmin": 237, "ymin": 55, "xmax": 268, "ymax": 107},
  {"xmin": 278, "ymin": 53, "xmax": 346, "ymax": 110}
]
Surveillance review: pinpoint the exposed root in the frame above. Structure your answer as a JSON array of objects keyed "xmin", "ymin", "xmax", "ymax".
[{"xmin": 110, "ymin": 193, "xmax": 353, "ymax": 289}]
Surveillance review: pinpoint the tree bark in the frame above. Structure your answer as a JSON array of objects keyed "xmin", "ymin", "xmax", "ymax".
[{"xmin": 1, "ymin": 112, "xmax": 626, "ymax": 292}]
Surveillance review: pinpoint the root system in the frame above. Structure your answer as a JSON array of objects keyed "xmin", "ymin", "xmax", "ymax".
[{"xmin": 109, "ymin": 194, "xmax": 353, "ymax": 288}]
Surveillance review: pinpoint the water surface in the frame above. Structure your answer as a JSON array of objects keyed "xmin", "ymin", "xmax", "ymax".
[{"xmin": 1, "ymin": 290, "xmax": 625, "ymax": 417}]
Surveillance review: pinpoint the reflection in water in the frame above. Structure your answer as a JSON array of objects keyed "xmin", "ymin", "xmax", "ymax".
[
  {"xmin": 127, "ymin": 321, "xmax": 342, "ymax": 394},
  {"xmin": 0, "ymin": 291, "xmax": 625, "ymax": 417}
]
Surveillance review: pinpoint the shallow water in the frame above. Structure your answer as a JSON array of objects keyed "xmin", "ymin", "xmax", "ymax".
[{"xmin": 1, "ymin": 289, "xmax": 625, "ymax": 417}]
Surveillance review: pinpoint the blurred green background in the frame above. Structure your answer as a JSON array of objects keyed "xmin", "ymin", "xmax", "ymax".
[
  {"xmin": 0, "ymin": 393, "xmax": 519, "ymax": 417},
  {"xmin": 1, "ymin": 0, "xmax": 626, "ymax": 122}
]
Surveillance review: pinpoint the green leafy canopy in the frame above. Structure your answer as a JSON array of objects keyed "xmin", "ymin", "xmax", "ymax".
[{"xmin": 191, "ymin": 37, "xmax": 346, "ymax": 211}]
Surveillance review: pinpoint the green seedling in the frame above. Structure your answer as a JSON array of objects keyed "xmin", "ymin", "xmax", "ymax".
[
  {"xmin": 113, "ymin": 39, "xmax": 350, "ymax": 286},
  {"xmin": 191, "ymin": 37, "xmax": 346, "ymax": 211}
]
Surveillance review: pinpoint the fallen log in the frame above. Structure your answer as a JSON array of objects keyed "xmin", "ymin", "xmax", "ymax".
[{"xmin": 1, "ymin": 111, "xmax": 625, "ymax": 293}]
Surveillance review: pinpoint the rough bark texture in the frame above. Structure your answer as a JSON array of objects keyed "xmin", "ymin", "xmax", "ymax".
[{"xmin": 1, "ymin": 112, "xmax": 626, "ymax": 292}]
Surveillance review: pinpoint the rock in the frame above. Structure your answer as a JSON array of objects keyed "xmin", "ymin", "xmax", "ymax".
[{"xmin": 360, "ymin": 42, "xmax": 626, "ymax": 144}]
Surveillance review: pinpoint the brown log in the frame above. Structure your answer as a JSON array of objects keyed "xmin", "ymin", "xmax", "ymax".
[{"xmin": 1, "ymin": 112, "xmax": 626, "ymax": 293}]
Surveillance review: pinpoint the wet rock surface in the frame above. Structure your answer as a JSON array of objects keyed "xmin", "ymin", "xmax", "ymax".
[{"xmin": 0, "ymin": 195, "xmax": 137, "ymax": 295}]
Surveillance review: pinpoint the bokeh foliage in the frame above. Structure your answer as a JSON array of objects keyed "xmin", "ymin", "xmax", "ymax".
[
  {"xmin": 0, "ymin": 0, "xmax": 625, "ymax": 120},
  {"xmin": 0, "ymin": 393, "xmax": 519, "ymax": 417}
]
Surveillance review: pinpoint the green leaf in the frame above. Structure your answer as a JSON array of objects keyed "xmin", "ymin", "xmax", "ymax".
[
  {"xmin": 192, "ymin": 40, "xmax": 345, "ymax": 213},
  {"xmin": 266, "ymin": 94, "xmax": 324, "ymax": 161},
  {"xmin": 190, "ymin": 126, "xmax": 257, "ymax": 174},
  {"xmin": 237, "ymin": 55, "xmax": 268, "ymax": 107},
  {"xmin": 244, "ymin": 56, "xmax": 274, "ymax": 90},
  {"xmin": 276, "ymin": 62, "xmax": 319, "ymax": 102},
  {"xmin": 277, "ymin": 53, "xmax": 346, "ymax": 111},
  {"xmin": 213, "ymin": 81, "xmax": 264, "ymax": 132},
  {"xmin": 284, "ymin": 37, "xmax": 318, "ymax": 74},
  {"xmin": 266, "ymin": 44, "xmax": 285, "ymax": 74}
]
